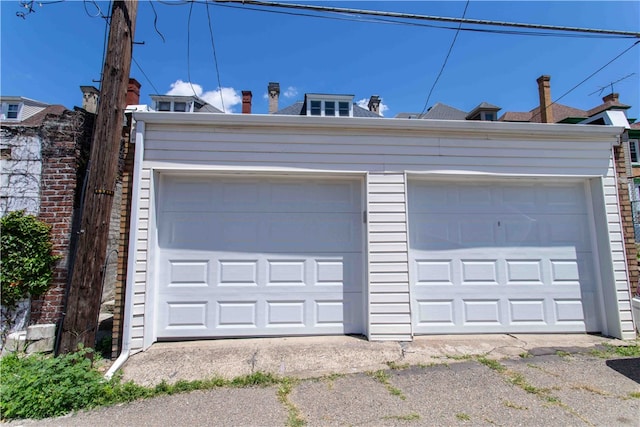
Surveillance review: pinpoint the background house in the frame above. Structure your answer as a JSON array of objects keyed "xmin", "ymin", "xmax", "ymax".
[{"xmin": 0, "ymin": 96, "xmax": 93, "ymax": 346}]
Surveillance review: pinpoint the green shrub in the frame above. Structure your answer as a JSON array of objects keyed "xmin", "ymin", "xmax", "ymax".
[
  {"xmin": 1, "ymin": 211, "xmax": 59, "ymax": 308},
  {"xmin": 0, "ymin": 348, "xmax": 110, "ymax": 420},
  {"xmin": 0, "ymin": 347, "xmax": 290, "ymax": 421}
]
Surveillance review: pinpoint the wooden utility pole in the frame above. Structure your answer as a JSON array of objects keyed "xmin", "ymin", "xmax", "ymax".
[{"xmin": 59, "ymin": 0, "xmax": 138, "ymax": 353}]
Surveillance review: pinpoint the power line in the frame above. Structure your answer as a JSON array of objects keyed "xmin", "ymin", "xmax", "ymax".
[
  {"xmin": 148, "ymin": 1, "xmax": 166, "ymax": 43},
  {"xmin": 209, "ymin": 2, "xmax": 635, "ymax": 39},
  {"xmin": 206, "ymin": 1, "xmax": 225, "ymax": 112},
  {"xmin": 420, "ymin": 0, "xmax": 469, "ymax": 116},
  {"xmin": 214, "ymin": 0, "xmax": 640, "ymax": 38},
  {"xmin": 132, "ymin": 56, "xmax": 161, "ymax": 95},
  {"xmin": 531, "ymin": 41, "xmax": 640, "ymax": 122}
]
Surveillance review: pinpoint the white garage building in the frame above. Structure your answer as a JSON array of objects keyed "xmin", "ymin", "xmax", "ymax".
[{"xmin": 121, "ymin": 112, "xmax": 635, "ymax": 353}]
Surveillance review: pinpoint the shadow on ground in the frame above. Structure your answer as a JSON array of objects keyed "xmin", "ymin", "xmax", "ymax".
[{"xmin": 606, "ymin": 357, "xmax": 640, "ymax": 383}]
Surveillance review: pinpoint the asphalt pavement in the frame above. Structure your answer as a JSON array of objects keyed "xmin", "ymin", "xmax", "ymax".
[{"xmin": 6, "ymin": 335, "xmax": 640, "ymax": 426}]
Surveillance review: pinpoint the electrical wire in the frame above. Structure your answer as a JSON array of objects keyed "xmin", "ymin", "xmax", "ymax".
[
  {"xmin": 530, "ymin": 40, "xmax": 640, "ymax": 122},
  {"xmin": 186, "ymin": 0, "xmax": 199, "ymax": 98},
  {"xmin": 205, "ymin": 1, "xmax": 225, "ymax": 112},
  {"xmin": 209, "ymin": 2, "xmax": 636, "ymax": 40},
  {"xmin": 83, "ymin": 0, "xmax": 106, "ymax": 18},
  {"xmin": 132, "ymin": 56, "xmax": 161, "ymax": 95},
  {"xmin": 149, "ymin": 1, "xmax": 166, "ymax": 43},
  {"xmin": 217, "ymin": 0, "xmax": 640, "ymax": 38},
  {"xmin": 420, "ymin": 0, "xmax": 469, "ymax": 116}
]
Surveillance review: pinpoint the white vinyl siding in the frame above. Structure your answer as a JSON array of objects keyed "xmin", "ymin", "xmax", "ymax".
[
  {"xmin": 125, "ymin": 114, "xmax": 631, "ymax": 351},
  {"xmin": 367, "ymin": 173, "xmax": 411, "ymax": 340}
]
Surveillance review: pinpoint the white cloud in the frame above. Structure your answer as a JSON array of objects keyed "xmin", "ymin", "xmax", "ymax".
[
  {"xmin": 165, "ymin": 79, "xmax": 241, "ymax": 113},
  {"xmin": 356, "ymin": 97, "xmax": 390, "ymax": 117},
  {"xmin": 283, "ymin": 86, "xmax": 298, "ymax": 98}
]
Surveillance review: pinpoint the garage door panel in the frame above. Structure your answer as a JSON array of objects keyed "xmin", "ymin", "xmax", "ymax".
[
  {"xmin": 157, "ymin": 175, "xmax": 364, "ymax": 338},
  {"xmin": 409, "ymin": 180, "xmax": 600, "ymax": 334}
]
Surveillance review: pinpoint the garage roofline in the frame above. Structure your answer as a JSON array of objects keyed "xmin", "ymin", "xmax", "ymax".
[{"xmin": 133, "ymin": 111, "xmax": 624, "ymax": 141}]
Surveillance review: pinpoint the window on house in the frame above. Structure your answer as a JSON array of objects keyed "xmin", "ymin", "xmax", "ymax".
[
  {"xmin": 629, "ymin": 139, "xmax": 639, "ymax": 163},
  {"xmin": 7, "ymin": 104, "xmax": 19, "ymax": 119},
  {"xmin": 325, "ymin": 101, "xmax": 335, "ymax": 116},
  {"xmin": 174, "ymin": 102, "xmax": 187, "ymax": 112},
  {"xmin": 338, "ymin": 102, "xmax": 350, "ymax": 117},
  {"xmin": 483, "ymin": 112, "xmax": 495, "ymax": 121},
  {"xmin": 310, "ymin": 100, "xmax": 321, "ymax": 116},
  {"xmin": 158, "ymin": 101, "xmax": 171, "ymax": 111}
]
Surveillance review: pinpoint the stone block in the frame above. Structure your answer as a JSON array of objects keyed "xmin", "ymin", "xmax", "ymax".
[
  {"xmin": 3, "ymin": 331, "xmax": 27, "ymax": 353},
  {"xmin": 26, "ymin": 323, "xmax": 56, "ymax": 340},
  {"xmin": 26, "ymin": 337, "xmax": 55, "ymax": 354}
]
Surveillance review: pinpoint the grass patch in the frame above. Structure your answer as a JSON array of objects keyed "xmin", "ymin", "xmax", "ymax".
[
  {"xmin": 367, "ymin": 370, "xmax": 406, "ymax": 400},
  {"xmin": 590, "ymin": 343, "xmax": 640, "ymax": 359},
  {"xmin": 519, "ymin": 352, "xmax": 533, "ymax": 359},
  {"xmin": 383, "ymin": 413, "xmax": 421, "ymax": 421},
  {"xmin": 555, "ymin": 350, "xmax": 572, "ymax": 358},
  {"xmin": 476, "ymin": 357, "xmax": 506, "ymax": 373},
  {"xmin": 503, "ymin": 400, "xmax": 528, "ymax": 410},
  {"xmin": 455, "ymin": 413, "xmax": 471, "ymax": 421},
  {"xmin": 446, "ymin": 354, "xmax": 474, "ymax": 361},
  {"xmin": 386, "ymin": 361, "xmax": 410, "ymax": 370},
  {"xmin": 571, "ymin": 384, "xmax": 609, "ymax": 396},
  {"xmin": 277, "ymin": 379, "xmax": 305, "ymax": 427},
  {"xmin": 0, "ymin": 349, "xmax": 293, "ymax": 421}
]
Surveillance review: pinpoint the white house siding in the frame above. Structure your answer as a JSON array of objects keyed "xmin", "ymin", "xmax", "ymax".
[
  {"xmin": 367, "ymin": 173, "xmax": 411, "ymax": 341},
  {"xmin": 0, "ymin": 131, "xmax": 42, "ymax": 215},
  {"xmin": 126, "ymin": 114, "xmax": 631, "ymax": 351},
  {"xmin": 604, "ymin": 155, "xmax": 636, "ymax": 339}
]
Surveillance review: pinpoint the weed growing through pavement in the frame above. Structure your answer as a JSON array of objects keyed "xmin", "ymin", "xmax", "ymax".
[
  {"xmin": 628, "ymin": 392, "xmax": 640, "ymax": 399},
  {"xmin": 476, "ymin": 356, "xmax": 507, "ymax": 373},
  {"xmin": 277, "ymin": 378, "xmax": 305, "ymax": 427},
  {"xmin": 555, "ymin": 350, "xmax": 572, "ymax": 358},
  {"xmin": 571, "ymin": 384, "xmax": 609, "ymax": 396},
  {"xmin": 386, "ymin": 361, "xmax": 410, "ymax": 370},
  {"xmin": 519, "ymin": 352, "xmax": 533, "ymax": 358},
  {"xmin": 455, "ymin": 412, "xmax": 471, "ymax": 421},
  {"xmin": 503, "ymin": 400, "xmax": 528, "ymax": 410},
  {"xmin": 367, "ymin": 370, "xmax": 406, "ymax": 400},
  {"xmin": 590, "ymin": 342, "xmax": 640, "ymax": 359},
  {"xmin": 383, "ymin": 413, "xmax": 421, "ymax": 421}
]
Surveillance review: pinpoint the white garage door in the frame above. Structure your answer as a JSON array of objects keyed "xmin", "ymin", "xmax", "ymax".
[
  {"xmin": 408, "ymin": 180, "xmax": 601, "ymax": 334},
  {"xmin": 156, "ymin": 175, "xmax": 364, "ymax": 338}
]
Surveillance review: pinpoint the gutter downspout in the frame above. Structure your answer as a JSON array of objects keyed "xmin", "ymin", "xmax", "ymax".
[{"xmin": 106, "ymin": 120, "xmax": 145, "ymax": 380}]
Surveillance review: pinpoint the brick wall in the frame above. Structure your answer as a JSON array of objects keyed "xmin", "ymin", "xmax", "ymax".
[
  {"xmin": 614, "ymin": 144, "xmax": 639, "ymax": 296},
  {"xmin": 30, "ymin": 111, "xmax": 93, "ymax": 325}
]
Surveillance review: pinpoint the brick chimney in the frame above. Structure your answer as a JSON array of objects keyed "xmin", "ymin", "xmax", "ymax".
[
  {"xmin": 368, "ymin": 95, "xmax": 381, "ymax": 115},
  {"xmin": 536, "ymin": 75, "xmax": 554, "ymax": 123},
  {"xmin": 603, "ymin": 93, "xmax": 619, "ymax": 103},
  {"xmin": 126, "ymin": 78, "xmax": 141, "ymax": 106},
  {"xmin": 268, "ymin": 82, "xmax": 280, "ymax": 114},
  {"xmin": 242, "ymin": 91, "xmax": 252, "ymax": 114},
  {"xmin": 80, "ymin": 85, "xmax": 100, "ymax": 114}
]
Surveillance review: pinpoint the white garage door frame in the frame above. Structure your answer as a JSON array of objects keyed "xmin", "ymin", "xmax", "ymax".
[
  {"xmin": 406, "ymin": 174, "xmax": 609, "ymax": 335},
  {"xmin": 144, "ymin": 170, "xmax": 369, "ymax": 345}
]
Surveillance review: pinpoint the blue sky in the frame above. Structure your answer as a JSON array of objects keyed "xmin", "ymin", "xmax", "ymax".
[{"xmin": 2, "ymin": 1, "xmax": 639, "ymax": 119}]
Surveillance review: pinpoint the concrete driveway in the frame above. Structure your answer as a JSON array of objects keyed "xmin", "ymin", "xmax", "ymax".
[{"xmin": 8, "ymin": 335, "xmax": 640, "ymax": 426}]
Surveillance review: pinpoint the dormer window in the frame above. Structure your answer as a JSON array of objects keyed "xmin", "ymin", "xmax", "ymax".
[
  {"xmin": 7, "ymin": 104, "xmax": 19, "ymax": 119},
  {"xmin": 338, "ymin": 102, "xmax": 350, "ymax": 117},
  {"xmin": 310, "ymin": 100, "xmax": 321, "ymax": 116},
  {"xmin": 305, "ymin": 94, "xmax": 354, "ymax": 117},
  {"xmin": 174, "ymin": 102, "xmax": 187, "ymax": 112},
  {"xmin": 158, "ymin": 101, "xmax": 171, "ymax": 111}
]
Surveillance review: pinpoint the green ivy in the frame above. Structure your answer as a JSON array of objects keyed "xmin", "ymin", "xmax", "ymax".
[{"xmin": 0, "ymin": 211, "xmax": 59, "ymax": 308}]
